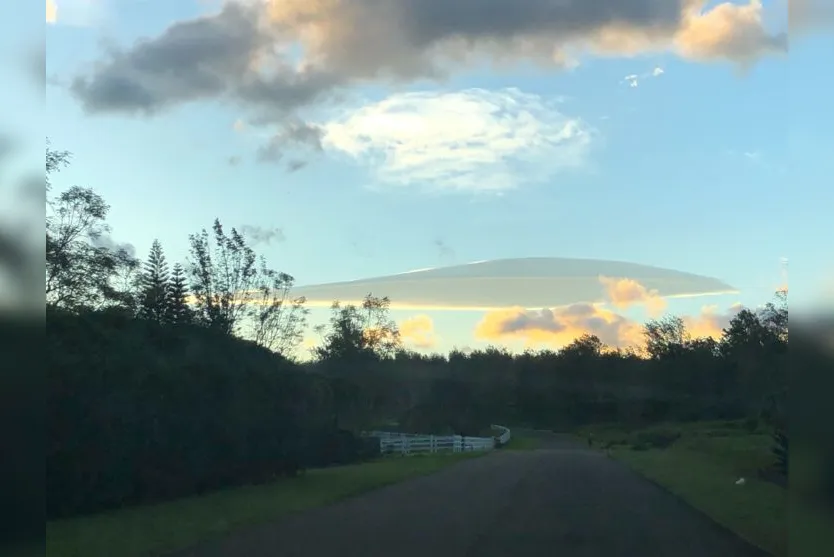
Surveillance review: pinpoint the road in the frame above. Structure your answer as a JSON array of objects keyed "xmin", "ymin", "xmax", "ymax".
[{"xmin": 172, "ymin": 432, "xmax": 771, "ymax": 557}]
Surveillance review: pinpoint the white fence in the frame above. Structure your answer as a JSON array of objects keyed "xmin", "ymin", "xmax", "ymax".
[{"xmin": 363, "ymin": 424, "xmax": 512, "ymax": 456}]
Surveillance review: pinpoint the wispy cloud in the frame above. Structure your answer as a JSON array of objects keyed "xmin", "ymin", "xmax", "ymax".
[
  {"xmin": 240, "ymin": 224, "xmax": 285, "ymax": 245},
  {"xmin": 321, "ymin": 88, "xmax": 593, "ymax": 194},
  {"xmin": 622, "ymin": 66, "xmax": 665, "ymax": 88}
]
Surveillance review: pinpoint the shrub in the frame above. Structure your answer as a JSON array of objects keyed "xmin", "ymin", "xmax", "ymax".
[
  {"xmin": 772, "ymin": 427, "xmax": 788, "ymax": 478},
  {"xmin": 631, "ymin": 426, "xmax": 681, "ymax": 449}
]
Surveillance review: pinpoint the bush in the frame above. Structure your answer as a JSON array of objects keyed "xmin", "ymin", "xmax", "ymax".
[
  {"xmin": 46, "ymin": 309, "xmax": 360, "ymax": 519},
  {"xmin": 772, "ymin": 427, "xmax": 788, "ymax": 478},
  {"xmin": 631, "ymin": 426, "xmax": 681, "ymax": 449}
]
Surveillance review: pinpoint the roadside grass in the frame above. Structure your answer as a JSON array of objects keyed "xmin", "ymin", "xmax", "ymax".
[
  {"xmin": 501, "ymin": 435, "xmax": 541, "ymax": 450},
  {"xmin": 579, "ymin": 420, "xmax": 787, "ymax": 557},
  {"xmin": 47, "ymin": 452, "xmax": 485, "ymax": 557}
]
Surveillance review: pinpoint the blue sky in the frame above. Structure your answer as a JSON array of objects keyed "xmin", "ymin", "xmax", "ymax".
[{"xmin": 33, "ymin": 0, "xmax": 831, "ymax": 354}]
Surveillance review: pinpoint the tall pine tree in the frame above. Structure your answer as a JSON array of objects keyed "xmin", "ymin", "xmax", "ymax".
[
  {"xmin": 165, "ymin": 263, "xmax": 194, "ymax": 325},
  {"xmin": 138, "ymin": 240, "xmax": 170, "ymax": 323}
]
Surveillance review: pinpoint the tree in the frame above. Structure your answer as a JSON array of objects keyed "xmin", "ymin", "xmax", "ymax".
[
  {"xmin": 759, "ymin": 289, "xmax": 788, "ymax": 344},
  {"xmin": 250, "ymin": 257, "xmax": 308, "ymax": 355},
  {"xmin": 166, "ymin": 263, "xmax": 194, "ymax": 325},
  {"xmin": 46, "ymin": 148, "xmax": 135, "ymax": 311},
  {"xmin": 187, "ymin": 219, "xmax": 259, "ymax": 334},
  {"xmin": 560, "ymin": 334, "xmax": 604, "ymax": 359},
  {"xmin": 643, "ymin": 315, "xmax": 690, "ymax": 360},
  {"xmin": 138, "ymin": 240, "xmax": 171, "ymax": 323},
  {"xmin": 314, "ymin": 294, "xmax": 401, "ymax": 364}
]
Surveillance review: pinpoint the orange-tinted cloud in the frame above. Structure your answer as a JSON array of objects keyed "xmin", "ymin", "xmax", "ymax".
[
  {"xmin": 475, "ymin": 303, "xmax": 645, "ymax": 349},
  {"xmin": 674, "ymin": 0, "xmax": 786, "ymax": 63},
  {"xmin": 682, "ymin": 303, "xmax": 744, "ymax": 340},
  {"xmin": 598, "ymin": 276, "xmax": 667, "ymax": 316},
  {"xmin": 474, "ymin": 301, "xmax": 745, "ymax": 350},
  {"xmin": 399, "ymin": 314, "xmax": 439, "ymax": 350}
]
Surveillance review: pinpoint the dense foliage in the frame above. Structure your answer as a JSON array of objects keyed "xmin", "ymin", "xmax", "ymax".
[{"xmin": 46, "ymin": 145, "xmax": 794, "ymax": 520}]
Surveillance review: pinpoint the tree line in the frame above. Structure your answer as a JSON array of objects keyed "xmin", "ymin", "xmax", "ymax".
[{"xmin": 46, "ymin": 144, "xmax": 799, "ymax": 520}]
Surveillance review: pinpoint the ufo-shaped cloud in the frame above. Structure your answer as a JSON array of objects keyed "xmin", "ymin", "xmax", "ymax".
[{"xmin": 293, "ymin": 258, "xmax": 736, "ymax": 310}]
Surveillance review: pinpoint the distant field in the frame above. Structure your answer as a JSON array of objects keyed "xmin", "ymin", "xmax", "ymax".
[
  {"xmin": 579, "ymin": 420, "xmax": 787, "ymax": 557},
  {"xmin": 47, "ymin": 453, "xmax": 484, "ymax": 557}
]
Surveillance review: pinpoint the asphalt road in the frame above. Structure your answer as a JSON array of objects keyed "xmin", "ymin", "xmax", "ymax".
[{"xmin": 172, "ymin": 432, "xmax": 772, "ymax": 557}]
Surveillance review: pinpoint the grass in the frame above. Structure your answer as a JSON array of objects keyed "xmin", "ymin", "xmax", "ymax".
[
  {"xmin": 47, "ymin": 452, "xmax": 484, "ymax": 557},
  {"xmin": 501, "ymin": 435, "xmax": 541, "ymax": 450},
  {"xmin": 579, "ymin": 420, "xmax": 787, "ymax": 557}
]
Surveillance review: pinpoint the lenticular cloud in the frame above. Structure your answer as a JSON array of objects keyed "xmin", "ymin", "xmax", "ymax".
[{"xmin": 292, "ymin": 257, "xmax": 736, "ymax": 310}]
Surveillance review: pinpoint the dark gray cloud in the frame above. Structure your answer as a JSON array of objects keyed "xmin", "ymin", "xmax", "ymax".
[
  {"xmin": 91, "ymin": 234, "xmax": 136, "ymax": 257},
  {"xmin": 286, "ymin": 159, "xmax": 307, "ymax": 173},
  {"xmin": 291, "ymin": 257, "xmax": 737, "ymax": 309},
  {"xmin": 69, "ymin": 2, "xmax": 270, "ymax": 115},
  {"xmin": 68, "ymin": 0, "xmax": 785, "ymax": 119},
  {"xmin": 240, "ymin": 224, "xmax": 286, "ymax": 245},
  {"xmin": 257, "ymin": 119, "xmax": 324, "ymax": 166}
]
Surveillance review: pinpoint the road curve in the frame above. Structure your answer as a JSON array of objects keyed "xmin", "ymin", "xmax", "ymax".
[{"xmin": 171, "ymin": 433, "xmax": 771, "ymax": 557}]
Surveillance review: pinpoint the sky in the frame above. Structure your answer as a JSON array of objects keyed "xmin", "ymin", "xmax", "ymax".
[{"xmin": 28, "ymin": 0, "xmax": 833, "ymax": 354}]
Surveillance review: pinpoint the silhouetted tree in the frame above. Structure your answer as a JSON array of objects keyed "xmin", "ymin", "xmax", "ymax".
[
  {"xmin": 314, "ymin": 294, "xmax": 401, "ymax": 364},
  {"xmin": 250, "ymin": 257, "xmax": 308, "ymax": 356},
  {"xmin": 187, "ymin": 219, "xmax": 258, "ymax": 334},
  {"xmin": 46, "ymin": 149, "xmax": 136, "ymax": 311},
  {"xmin": 138, "ymin": 240, "xmax": 170, "ymax": 323},
  {"xmin": 165, "ymin": 263, "xmax": 194, "ymax": 325},
  {"xmin": 643, "ymin": 315, "xmax": 689, "ymax": 360}
]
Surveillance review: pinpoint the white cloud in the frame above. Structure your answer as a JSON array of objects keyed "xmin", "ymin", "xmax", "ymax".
[
  {"xmin": 622, "ymin": 66, "xmax": 665, "ymax": 88},
  {"xmin": 320, "ymin": 88, "xmax": 593, "ymax": 194}
]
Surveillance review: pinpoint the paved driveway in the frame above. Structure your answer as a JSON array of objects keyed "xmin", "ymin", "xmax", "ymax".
[{"xmin": 172, "ymin": 433, "xmax": 772, "ymax": 557}]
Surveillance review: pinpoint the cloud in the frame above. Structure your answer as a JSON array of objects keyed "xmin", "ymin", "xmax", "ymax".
[
  {"xmin": 227, "ymin": 155, "xmax": 242, "ymax": 166},
  {"xmin": 621, "ymin": 66, "xmax": 665, "ymax": 87},
  {"xmin": 399, "ymin": 314, "xmax": 440, "ymax": 349},
  {"xmin": 240, "ymin": 224, "xmax": 285, "ymax": 245},
  {"xmin": 434, "ymin": 239, "xmax": 455, "ymax": 263},
  {"xmin": 291, "ymin": 257, "xmax": 737, "ymax": 310},
  {"xmin": 474, "ymin": 301, "xmax": 744, "ymax": 350},
  {"xmin": 258, "ymin": 118, "xmax": 324, "ymax": 162},
  {"xmin": 790, "ymin": 0, "xmax": 834, "ymax": 33},
  {"xmin": 46, "ymin": 0, "xmax": 57, "ymax": 23},
  {"xmin": 286, "ymin": 159, "xmax": 307, "ymax": 172},
  {"xmin": 91, "ymin": 234, "xmax": 136, "ymax": 258},
  {"xmin": 598, "ymin": 276, "xmax": 667, "ymax": 317},
  {"xmin": 475, "ymin": 303, "xmax": 645, "ymax": 348},
  {"xmin": 67, "ymin": 0, "xmax": 785, "ymax": 131},
  {"xmin": 321, "ymin": 88, "xmax": 593, "ymax": 193},
  {"xmin": 674, "ymin": 0, "xmax": 786, "ymax": 64}
]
